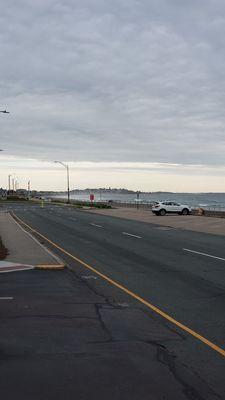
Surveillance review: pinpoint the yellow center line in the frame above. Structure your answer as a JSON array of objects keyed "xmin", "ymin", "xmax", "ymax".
[{"xmin": 12, "ymin": 212, "xmax": 225, "ymax": 358}]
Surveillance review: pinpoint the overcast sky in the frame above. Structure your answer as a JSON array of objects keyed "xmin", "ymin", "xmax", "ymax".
[{"xmin": 0, "ymin": 0, "xmax": 225, "ymax": 191}]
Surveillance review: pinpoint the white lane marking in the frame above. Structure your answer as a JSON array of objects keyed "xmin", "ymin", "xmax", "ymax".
[
  {"xmin": 122, "ymin": 232, "xmax": 142, "ymax": 239},
  {"xmin": 183, "ymin": 248, "xmax": 225, "ymax": 261},
  {"xmin": 81, "ymin": 275, "xmax": 98, "ymax": 280},
  {"xmin": 0, "ymin": 267, "xmax": 34, "ymax": 274},
  {"xmin": 90, "ymin": 223, "xmax": 103, "ymax": 228},
  {"xmin": 69, "ymin": 217, "xmax": 77, "ymax": 221},
  {"xmin": 0, "ymin": 297, "xmax": 14, "ymax": 300}
]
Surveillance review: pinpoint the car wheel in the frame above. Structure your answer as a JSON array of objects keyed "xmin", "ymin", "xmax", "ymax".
[
  {"xmin": 159, "ymin": 209, "xmax": 166, "ymax": 216},
  {"xmin": 155, "ymin": 211, "xmax": 160, "ymax": 216},
  {"xmin": 181, "ymin": 208, "xmax": 189, "ymax": 215}
]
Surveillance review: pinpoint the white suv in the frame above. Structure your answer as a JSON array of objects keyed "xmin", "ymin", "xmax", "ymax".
[{"xmin": 152, "ymin": 201, "xmax": 191, "ymax": 216}]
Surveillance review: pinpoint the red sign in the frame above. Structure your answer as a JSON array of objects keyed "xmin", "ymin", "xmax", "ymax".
[{"xmin": 90, "ymin": 194, "xmax": 94, "ymax": 201}]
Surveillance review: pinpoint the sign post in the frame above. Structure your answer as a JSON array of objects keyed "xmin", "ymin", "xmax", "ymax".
[{"xmin": 90, "ymin": 193, "xmax": 94, "ymax": 204}]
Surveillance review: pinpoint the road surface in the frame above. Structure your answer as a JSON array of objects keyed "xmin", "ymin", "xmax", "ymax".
[{"xmin": 2, "ymin": 202, "xmax": 225, "ymax": 399}]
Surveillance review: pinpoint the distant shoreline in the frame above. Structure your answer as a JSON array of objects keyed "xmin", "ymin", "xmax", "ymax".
[{"xmin": 45, "ymin": 189, "xmax": 225, "ymax": 195}]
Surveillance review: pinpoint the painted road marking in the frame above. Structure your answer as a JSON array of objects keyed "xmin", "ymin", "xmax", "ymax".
[
  {"xmin": 81, "ymin": 275, "xmax": 98, "ymax": 280},
  {"xmin": 12, "ymin": 212, "xmax": 225, "ymax": 358},
  {"xmin": 0, "ymin": 264, "xmax": 34, "ymax": 273},
  {"xmin": 90, "ymin": 223, "xmax": 103, "ymax": 228},
  {"xmin": 0, "ymin": 267, "xmax": 33, "ymax": 273},
  {"xmin": 122, "ymin": 232, "xmax": 142, "ymax": 239},
  {"xmin": 0, "ymin": 297, "xmax": 14, "ymax": 300},
  {"xmin": 69, "ymin": 217, "xmax": 77, "ymax": 221},
  {"xmin": 183, "ymin": 248, "xmax": 225, "ymax": 261}
]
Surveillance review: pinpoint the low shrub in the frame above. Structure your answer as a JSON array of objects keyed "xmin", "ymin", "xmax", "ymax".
[
  {"xmin": 6, "ymin": 196, "xmax": 28, "ymax": 201},
  {"xmin": 0, "ymin": 237, "xmax": 8, "ymax": 259}
]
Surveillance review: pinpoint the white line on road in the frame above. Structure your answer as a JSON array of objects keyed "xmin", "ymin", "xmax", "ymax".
[
  {"xmin": 122, "ymin": 232, "xmax": 142, "ymax": 239},
  {"xmin": 183, "ymin": 248, "xmax": 225, "ymax": 261},
  {"xmin": 90, "ymin": 223, "xmax": 103, "ymax": 228},
  {"xmin": 0, "ymin": 297, "xmax": 14, "ymax": 300},
  {"xmin": 69, "ymin": 217, "xmax": 77, "ymax": 221},
  {"xmin": 81, "ymin": 275, "xmax": 98, "ymax": 280}
]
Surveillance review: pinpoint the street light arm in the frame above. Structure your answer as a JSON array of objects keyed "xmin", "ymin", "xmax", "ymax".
[
  {"xmin": 54, "ymin": 160, "xmax": 70, "ymax": 204},
  {"xmin": 54, "ymin": 160, "xmax": 67, "ymax": 169}
]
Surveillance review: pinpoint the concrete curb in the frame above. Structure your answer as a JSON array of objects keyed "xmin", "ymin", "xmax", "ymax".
[{"xmin": 36, "ymin": 264, "xmax": 65, "ymax": 270}]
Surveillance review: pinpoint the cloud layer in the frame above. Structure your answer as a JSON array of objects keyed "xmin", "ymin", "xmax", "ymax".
[{"xmin": 1, "ymin": 0, "xmax": 225, "ymax": 166}]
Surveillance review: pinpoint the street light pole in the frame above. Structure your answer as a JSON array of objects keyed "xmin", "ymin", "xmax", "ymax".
[
  {"xmin": 8, "ymin": 175, "xmax": 11, "ymax": 191},
  {"xmin": 54, "ymin": 161, "xmax": 70, "ymax": 204},
  {"xmin": 12, "ymin": 177, "xmax": 15, "ymax": 193}
]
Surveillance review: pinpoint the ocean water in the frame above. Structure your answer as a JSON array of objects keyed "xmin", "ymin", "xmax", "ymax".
[{"xmin": 55, "ymin": 192, "xmax": 225, "ymax": 210}]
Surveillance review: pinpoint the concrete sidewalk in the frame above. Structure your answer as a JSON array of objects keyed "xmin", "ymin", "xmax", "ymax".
[
  {"xmin": 85, "ymin": 207, "xmax": 225, "ymax": 236},
  {"xmin": 0, "ymin": 212, "xmax": 64, "ymax": 268}
]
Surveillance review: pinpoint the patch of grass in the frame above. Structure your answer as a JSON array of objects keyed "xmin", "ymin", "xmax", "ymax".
[
  {"xmin": 3, "ymin": 196, "xmax": 29, "ymax": 201},
  {"xmin": 74, "ymin": 201, "xmax": 111, "ymax": 209},
  {"xmin": 52, "ymin": 199, "xmax": 112, "ymax": 209}
]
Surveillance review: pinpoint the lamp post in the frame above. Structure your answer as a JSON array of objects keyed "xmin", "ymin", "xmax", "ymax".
[
  {"xmin": 54, "ymin": 161, "xmax": 70, "ymax": 204},
  {"xmin": 8, "ymin": 175, "xmax": 11, "ymax": 191}
]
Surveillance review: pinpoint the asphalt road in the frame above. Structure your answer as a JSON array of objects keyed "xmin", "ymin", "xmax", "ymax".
[{"xmin": 2, "ymin": 202, "xmax": 225, "ymax": 399}]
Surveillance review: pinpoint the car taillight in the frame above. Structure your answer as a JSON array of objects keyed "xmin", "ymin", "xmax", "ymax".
[{"xmin": 154, "ymin": 204, "xmax": 159, "ymax": 208}]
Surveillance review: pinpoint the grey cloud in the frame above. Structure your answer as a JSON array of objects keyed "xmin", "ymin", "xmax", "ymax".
[{"xmin": 1, "ymin": 0, "xmax": 225, "ymax": 166}]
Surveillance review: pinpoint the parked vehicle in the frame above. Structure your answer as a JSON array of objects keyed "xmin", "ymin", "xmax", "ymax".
[{"xmin": 152, "ymin": 201, "xmax": 191, "ymax": 216}]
